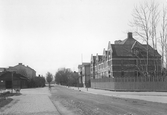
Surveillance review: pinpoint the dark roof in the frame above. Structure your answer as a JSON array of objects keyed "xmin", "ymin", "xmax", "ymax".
[
  {"xmin": 111, "ymin": 44, "xmax": 133, "ymax": 57},
  {"xmin": 142, "ymin": 45, "xmax": 161, "ymax": 57},
  {"xmin": 82, "ymin": 62, "xmax": 90, "ymax": 65},
  {"xmin": 26, "ymin": 66, "xmax": 35, "ymax": 71},
  {"xmin": 118, "ymin": 37, "xmax": 136, "ymax": 45},
  {"xmin": 111, "ymin": 36, "xmax": 161, "ymax": 58}
]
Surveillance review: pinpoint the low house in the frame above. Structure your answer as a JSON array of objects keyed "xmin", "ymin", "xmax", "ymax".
[
  {"xmin": 0, "ymin": 71, "xmax": 28, "ymax": 89},
  {"xmin": 0, "ymin": 63, "xmax": 36, "ymax": 88},
  {"xmin": 7, "ymin": 63, "xmax": 36, "ymax": 79}
]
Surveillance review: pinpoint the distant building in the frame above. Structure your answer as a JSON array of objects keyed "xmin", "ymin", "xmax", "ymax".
[
  {"xmin": 91, "ymin": 32, "xmax": 167, "ymax": 91},
  {"xmin": 7, "ymin": 63, "xmax": 36, "ymax": 79},
  {"xmin": 0, "ymin": 63, "xmax": 36, "ymax": 88},
  {"xmin": 78, "ymin": 63, "xmax": 91, "ymax": 87}
]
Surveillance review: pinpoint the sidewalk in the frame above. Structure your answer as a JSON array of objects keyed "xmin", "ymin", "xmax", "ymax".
[
  {"xmin": 0, "ymin": 87, "xmax": 60, "ymax": 115},
  {"xmin": 68, "ymin": 86, "xmax": 167, "ymax": 104}
]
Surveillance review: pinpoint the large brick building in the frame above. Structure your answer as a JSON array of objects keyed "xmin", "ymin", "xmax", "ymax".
[{"xmin": 91, "ymin": 32, "xmax": 167, "ymax": 91}]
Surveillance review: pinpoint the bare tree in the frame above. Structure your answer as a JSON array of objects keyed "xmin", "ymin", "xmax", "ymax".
[
  {"xmin": 130, "ymin": 1, "xmax": 160, "ymax": 75},
  {"xmin": 160, "ymin": 6, "xmax": 167, "ymax": 70},
  {"xmin": 150, "ymin": 1, "xmax": 159, "ymax": 50}
]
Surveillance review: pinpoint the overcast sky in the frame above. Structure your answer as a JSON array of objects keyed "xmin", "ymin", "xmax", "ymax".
[{"xmin": 0, "ymin": 0, "xmax": 166, "ymax": 76}]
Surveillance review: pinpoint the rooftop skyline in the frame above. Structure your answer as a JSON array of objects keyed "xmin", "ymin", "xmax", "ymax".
[{"xmin": 0, "ymin": 0, "xmax": 166, "ymax": 76}]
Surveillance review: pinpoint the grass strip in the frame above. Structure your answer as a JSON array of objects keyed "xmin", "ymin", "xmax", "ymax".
[{"xmin": 0, "ymin": 98, "xmax": 13, "ymax": 108}]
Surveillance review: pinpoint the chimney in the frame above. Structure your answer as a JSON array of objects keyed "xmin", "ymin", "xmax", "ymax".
[{"xmin": 127, "ymin": 32, "xmax": 133, "ymax": 38}]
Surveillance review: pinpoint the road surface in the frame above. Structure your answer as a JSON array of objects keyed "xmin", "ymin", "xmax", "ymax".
[{"xmin": 50, "ymin": 85, "xmax": 167, "ymax": 115}]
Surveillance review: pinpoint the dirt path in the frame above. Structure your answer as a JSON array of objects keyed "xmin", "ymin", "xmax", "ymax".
[{"xmin": 50, "ymin": 85, "xmax": 167, "ymax": 115}]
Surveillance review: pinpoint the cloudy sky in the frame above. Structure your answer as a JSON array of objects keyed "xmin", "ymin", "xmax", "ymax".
[{"xmin": 0, "ymin": 0, "xmax": 166, "ymax": 76}]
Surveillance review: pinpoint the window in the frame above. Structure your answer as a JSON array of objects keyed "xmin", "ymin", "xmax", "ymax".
[
  {"xmin": 138, "ymin": 71, "xmax": 140, "ymax": 77},
  {"xmin": 133, "ymin": 48, "xmax": 140, "ymax": 56},
  {"xmin": 121, "ymin": 71, "xmax": 124, "ymax": 77},
  {"xmin": 135, "ymin": 71, "xmax": 137, "ymax": 77},
  {"xmin": 108, "ymin": 70, "xmax": 111, "ymax": 77}
]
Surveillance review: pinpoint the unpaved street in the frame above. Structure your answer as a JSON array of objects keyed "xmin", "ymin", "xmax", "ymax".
[{"xmin": 50, "ymin": 85, "xmax": 167, "ymax": 115}]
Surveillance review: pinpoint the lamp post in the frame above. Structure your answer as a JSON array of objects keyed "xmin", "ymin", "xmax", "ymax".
[
  {"xmin": 78, "ymin": 76, "xmax": 79, "ymax": 90},
  {"xmin": 11, "ymin": 72, "xmax": 13, "ymax": 93}
]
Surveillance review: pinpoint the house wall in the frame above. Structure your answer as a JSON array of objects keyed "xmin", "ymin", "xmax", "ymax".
[
  {"xmin": 78, "ymin": 65, "xmax": 83, "ymax": 85},
  {"xmin": 112, "ymin": 58, "xmax": 162, "ymax": 78},
  {"xmin": 85, "ymin": 65, "xmax": 90, "ymax": 81},
  {"xmin": 90, "ymin": 64, "xmax": 95, "ymax": 79},
  {"xmin": 82, "ymin": 65, "xmax": 91, "ymax": 87},
  {"xmin": 25, "ymin": 66, "xmax": 36, "ymax": 79},
  {"xmin": 0, "ymin": 80, "xmax": 5, "ymax": 89},
  {"xmin": 0, "ymin": 72, "xmax": 27, "ymax": 89}
]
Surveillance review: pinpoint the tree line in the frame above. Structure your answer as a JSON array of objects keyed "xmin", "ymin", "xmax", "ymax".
[
  {"xmin": 27, "ymin": 75, "xmax": 45, "ymax": 88},
  {"xmin": 46, "ymin": 68, "xmax": 81, "ymax": 87}
]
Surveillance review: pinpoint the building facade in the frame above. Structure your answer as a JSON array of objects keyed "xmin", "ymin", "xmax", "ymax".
[
  {"xmin": 91, "ymin": 32, "xmax": 167, "ymax": 91},
  {"xmin": 78, "ymin": 63, "xmax": 91, "ymax": 87}
]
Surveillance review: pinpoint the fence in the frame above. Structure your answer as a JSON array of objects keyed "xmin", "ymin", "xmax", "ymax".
[{"xmin": 91, "ymin": 76, "xmax": 167, "ymax": 91}]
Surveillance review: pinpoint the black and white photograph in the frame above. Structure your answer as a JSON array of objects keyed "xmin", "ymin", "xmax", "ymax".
[{"xmin": 1, "ymin": 0, "xmax": 167, "ymax": 114}]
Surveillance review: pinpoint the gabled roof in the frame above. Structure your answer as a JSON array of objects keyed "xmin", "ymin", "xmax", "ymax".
[
  {"xmin": 91, "ymin": 55, "xmax": 96, "ymax": 63},
  {"xmin": 110, "ymin": 32, "xmax": 161, "ymax": 58},
  {"xmin": 111, "ymin": 44, "xmax": 133, "ymax": 57},
  {"xmin": 142, "ymin": 45, "xmax": 161, "ymax": 57},
  {"xmin": 7, "ymin": 63, "xmax": 35, "ymax": 72},
  {"xmin": 26, "ymin": 66, "xmax": 35, "ymax": 71},
  {"xmin": 119, "ymin": 37, "xmax": 136, "ymax": 45},
  {"xmin": 103, "ymin": 49, "xmax": 108, "ymax": 56}
]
